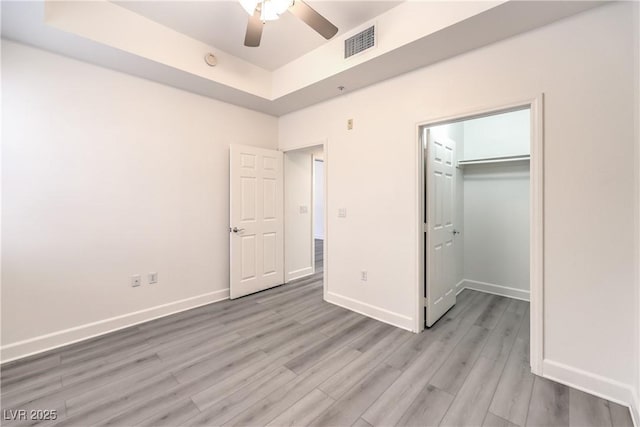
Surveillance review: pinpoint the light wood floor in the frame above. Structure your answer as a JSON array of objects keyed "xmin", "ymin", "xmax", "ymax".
[{"xmin": 1, "ymin": 268, "xmax": 633, "ymax": 427}]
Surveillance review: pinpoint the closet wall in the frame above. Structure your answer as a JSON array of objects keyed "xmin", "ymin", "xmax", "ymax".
[{"xmin": 461, "ymin": 109, "xmax": 530, "ymax": 300}]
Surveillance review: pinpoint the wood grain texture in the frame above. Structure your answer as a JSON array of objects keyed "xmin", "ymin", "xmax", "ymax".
[
  {"xmin": 489, "ymin": 338, "xmax": 534, "ymax": 426},
  {"xmin": 396, "ymin": 384, "xmax": 454, "ymax": 427},
  {"xmin": 526, "ymin": 376, "xmax": 570, "ymax": 427},
  {"xmin": 309, "ymin": 363, "xmax": 401, "ymax": 427},
  {"xmin": 265, "ymin": 389, "xmax": 334, "ymax": 427},
  {"xmin": 608, "ymin": 401, "xmax": 634, "ymax": 427},
  {"xmin": 569, "ymin": 388, "xmax": 612, "ymax": 427},
  {"xmin": 483, "ymin": 412, "xmax": 519, "ymax": 427},
  {"xmin": 430, "ymin": 325, "xmax": 490, "ymax": 394},
  {"xmin": 0, "ymin": 279, "xmax": 623, "ymax": 427},
  {"xmin": 439, "ymin": 356, "xmax": 507, "ymax": 426}
]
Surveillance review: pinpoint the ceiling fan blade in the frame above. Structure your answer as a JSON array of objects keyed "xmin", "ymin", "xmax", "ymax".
[
  {"xmin": 289, "ymin": 0, "xmax": 338, "ymax": 40},
  {"xmin": 244, "ymin": 7, "xmax": 263, "ymax": 47}
]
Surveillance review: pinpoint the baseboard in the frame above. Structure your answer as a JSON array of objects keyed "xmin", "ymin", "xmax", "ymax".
[
  {"xmin": 543, "ymin": 359, "xmax": 637, "ymax": 425},
  {"xmin": 454, "ymin": 279, "xmax": 465, "ymax": 295},
  {"xmin": 285, "ymin": 266, "xmax": 314, "ymax": 283},
  {"xmin": 460, "ymin": 279, "xmax": 530, "ymax": 301},
  {"xmin": 325, "ymin": 291, "xmax": 414, "ymax": 332},
  {"xmin": 1, "ymin": 288, "xmax": 230, "ymax": 364},
  {"xmin": 631, "ymin": 388, "xmax": 639, "ymax": 427}
]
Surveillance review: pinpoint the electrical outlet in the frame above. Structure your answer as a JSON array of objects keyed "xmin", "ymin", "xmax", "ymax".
[
  {"xmin": 131, "ymin": 275, "xmax": 141, "ymax": 287},
  {"xmin": 299, "ymin": 205, "xmax": 308, "ymax": 214},
  {"xmin": 347, "ymin": 119, "xmax": 353, "ymax": 130},
  {"xmin": 361, "ymin": 271, "xmax": 368, "ymax": 281},
  {"xmin": 338, "ymin": 208, "xmax": 347, "ymax": 218},
  {"xmin": 148, "ymin": 272, "xmax": 158, "ymax": 284}
]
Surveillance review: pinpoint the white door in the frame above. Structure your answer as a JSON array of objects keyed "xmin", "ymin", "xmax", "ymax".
[
  {"xmin": 230, "ymin": 145, "xmax": 284, "ymax": 299},
  {"xmin": 425, "ymin": 130, "xmax": 457, "ymax": 327}
]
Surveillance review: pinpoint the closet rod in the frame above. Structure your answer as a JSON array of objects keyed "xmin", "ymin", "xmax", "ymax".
[{"xmin": 457, "ymin": 154, "xmax": 530, "ymax": 167}]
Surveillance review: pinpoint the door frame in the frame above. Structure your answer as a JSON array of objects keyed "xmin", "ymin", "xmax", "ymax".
[
  {"xmin": 282, "ymin": 139, "xmax": 329, "ymax": 300},
  {"xmin": 415, "ymin": 95, "xmax": 544, "ymax": 376}
]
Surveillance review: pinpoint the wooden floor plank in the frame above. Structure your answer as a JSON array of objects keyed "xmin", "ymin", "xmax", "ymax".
[
  {"xmin": 136, "ymin": 399, "xmax": 200, "ymax": 427},
  {"xmin": 0, "ymin": 276, "xmax": 625, "ymax": 427},
  {"xmin": 482, "ymin": 310, "xmax": 524, "ymax": 362},
  {"xmin": 184, "ymin": 367, "xmax": 296, "ymax": 426},
  {"xmin": 483, "ymin": 412, "xmax": 519, "ymax": 427},
  {"xmin": 489, "ymin": 338, "xmax": 534, "ymax": 426},
  {"xmin": 439, "ymin": 356, "xmax": 507, "ymax": 426},
  {"xmin": 396, "ymin": 384, "xmax": 454, "ymax": 427},
  {"xmin": 224, "ymin": 346, "xmax": 361, "ymax": 427},
  {"xmin": 284, "ymin": 317, "xmax": 375, "ymax": 374},
  {"xmin": 309, "ymin": 363, "xmax": 401, "ymax": 427},
  {"xmin": 430, "ymin": 325, "xmax": 490, "ymax": 394},
  {"xmin": 526, "ymin": 376, "xmax": 569, "ymax": 427},
  {"xmin": 608, "ymin": 401, "xmax": 634, "ymax": 427},
  {"xmin": 362, "ymin": 340, "xmax": 453, "ymax": 426},
  {"xmin": 352, "ymin": 418, "xmax": 372, "ymax": 427},
  {"xmin": 569, "ymin": 388, "xmax": 612, "ymax": 427},
  {"xmin": 474, "ymin": 295, "xmax": 511, "ymax": 330},
  {"xmin": 265, "ymin": 389, "xmax": 335, "ymax": 427},
  {"xmin": 318, "ymin": 327, "xmax": 411, "ymax": 399}
]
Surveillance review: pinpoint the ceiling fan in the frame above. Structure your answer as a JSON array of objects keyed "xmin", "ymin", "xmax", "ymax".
[{"xmin": 239, "ymin": 0, "xmax": 339, "ymax": 47}]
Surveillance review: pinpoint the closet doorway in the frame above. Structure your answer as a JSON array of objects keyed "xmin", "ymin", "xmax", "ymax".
[{"xmin": 418, "ymin": 99, "xmax": 543, "ymax": 374}]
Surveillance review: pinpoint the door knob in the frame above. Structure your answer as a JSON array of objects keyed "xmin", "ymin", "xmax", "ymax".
[
  {"xmin": 452, "ymin": 229, "xmax": 460, "ymax": 235},
  {"xmin": 230, "ymin": 227, "xmax": 245, "ymax": 233}
]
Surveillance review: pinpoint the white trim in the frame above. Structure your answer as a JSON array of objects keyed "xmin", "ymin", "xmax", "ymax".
[
  {"xmin": 326, "ymin": 291, "xmax": 414, "ymax": 332},
  {"xmin": 459, "ymin": 279, "xmax": 530, "ymax": 301},
  {"xmin": 454, "ymin": 279, "xmax": 465, "ymax": 294},
  {"xmin": 286, "ymin": 267, "xmax": 314, "ymax": 283},
  {"xmin": 415, "ymin": 95, "xmax": 544, "ymax": 374},
  {"xmin": 529, "ymin": 95, "xmax": 545, "ymax": 376},
  {"xmin": 0, "ymin": 288, "xmax": 229, "ymax": 363},
  {"xmin": 415, "ymin": 125, "xmax": 425, "ymax": 332},
  {"xmin": 631, "ymin": 388, "xmax": 640, "ymax": 427},
  {"xmin": 543, "ymin": 359, "xmax": 637, "ymax": 424}
]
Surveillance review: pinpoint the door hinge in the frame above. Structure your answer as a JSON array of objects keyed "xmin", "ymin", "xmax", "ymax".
[{"xmin": 423, "ymin": 297, "xmax": 428, "ymax": 306}]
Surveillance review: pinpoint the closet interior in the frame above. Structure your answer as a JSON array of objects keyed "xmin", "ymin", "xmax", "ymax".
[{"xmin": 424, "ymin": 108, "xmax": 531, "ymax": 327}]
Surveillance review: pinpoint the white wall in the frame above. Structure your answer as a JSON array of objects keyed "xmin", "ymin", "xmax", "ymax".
[
  {"xmin": 284, "ymin": 151, "xmax": 314, "ymax": 281},
  {"xmin": 463, "ymin": 109, "xmax": 530, "ymax": 160},
  {"xmin": 314, "ymin": 160, "xmax": 325, "ymax": 240},
  {"xmin": 1, "ymin": 40, "xmax": 278, "ymax": 361},
  {"xmin": 463, "ymin": 163, "xmax": 530, "ymax": 297},
  {"xmin": 279, "ymin": 2, "xmax": 638, "ymax": 411},
  {"xmin": 461, "ymin": 111, "xmax": 530, "ymax": 299}
]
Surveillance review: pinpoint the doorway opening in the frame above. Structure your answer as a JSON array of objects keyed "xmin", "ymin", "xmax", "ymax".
[
  {"xmin": 314, "ymin": 157, "xmax": 325, "ymax": 273},
  {"xmin": 418, "ymin": 97, "xmax": 543, "ymax": 374},
  {"xmin": 283, "ymin": 144, "xmax": 325, "ymax": 284}
]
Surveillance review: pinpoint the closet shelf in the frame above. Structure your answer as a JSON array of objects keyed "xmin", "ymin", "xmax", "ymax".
[{"xmin": 457, "ymin": 154, "xmax": 530, "ymax": 168}]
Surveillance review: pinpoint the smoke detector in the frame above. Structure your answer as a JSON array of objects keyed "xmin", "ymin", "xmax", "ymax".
[{"xmin": 204, "ymin": 53, "xmax": 217, "ymax": 67}]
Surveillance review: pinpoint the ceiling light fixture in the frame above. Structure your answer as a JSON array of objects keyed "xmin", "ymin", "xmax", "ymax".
[
  {"xmin": 239, "ymin": 0, "xmax": 338, "ymax": 47},
  {"xmin": 239, "ymin": 0, "xmax": 293, "ymax": 21}
]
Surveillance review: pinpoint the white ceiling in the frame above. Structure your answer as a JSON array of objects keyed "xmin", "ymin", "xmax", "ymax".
[
  {"xmin": 112, "ymin": 1, "xmax": 403, "ymax": 70},
  {"xmin": 1, "ymin": 1, "xmax": 604, "ymax": 115}
]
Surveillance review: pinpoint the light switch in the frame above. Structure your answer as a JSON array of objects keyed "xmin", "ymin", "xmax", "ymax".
[{"xmin": 338, "ymin": 208, "xmax": 347, "ymax": 218}]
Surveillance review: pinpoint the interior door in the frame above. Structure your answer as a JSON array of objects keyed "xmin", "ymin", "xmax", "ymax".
[
  {"xmin": 230, "ymin": 145, "xmax": 284, "ymax": 299},
  {"xmin": 425, "ymin": 129, "xmax": 457, "ymax": 327}
]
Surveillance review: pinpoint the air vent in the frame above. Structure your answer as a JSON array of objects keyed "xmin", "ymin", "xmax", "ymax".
[{"xmin": 344, "ymin": 25, "xmax": 376, "ymax": 59}]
